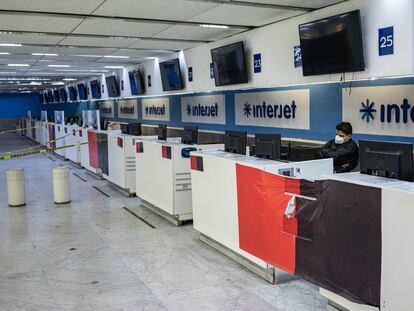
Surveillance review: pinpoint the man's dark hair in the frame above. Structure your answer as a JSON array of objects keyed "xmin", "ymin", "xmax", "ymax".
[{"xmin": 336, "ymin": 122, "xmax": 353, "ymax": 135}]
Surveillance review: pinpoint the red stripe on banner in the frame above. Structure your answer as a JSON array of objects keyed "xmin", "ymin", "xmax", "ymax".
[
  {"xmin": 117, "ymin": 137, "xmax": 123, "ymax": 148},
  {"xmin": 88, "ymin": 131, "xmax": 99, "ymax": 168},
  {"xmin": 162, "ymin": 145, "xmax": 171, "ymax": 159},
  {"xmin": 236, "ymin": 163, "xmax": 300, "ymax": 274},
  {"xmin": 136, "ymin": 142, "xmax": 144, "ymax": 153},
  {"xmin": 190, "ymin": 155, "xmax": 197, "ymax": 170}
]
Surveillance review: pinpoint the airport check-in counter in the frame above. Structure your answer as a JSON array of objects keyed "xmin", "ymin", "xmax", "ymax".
[
  {"xmin": 190, "ymin": 149, "xmax": 333, "ymax": 282},
  {"xmin": 135, "ymin": 140, "xmax": 223, "ymax": 224},
  {"xmin": 35, "ymin": 120, "xmax": 43, "ymax": 144},
  {"xmin": 79, "ymin": 127, "xmax": 94, "ymax": 172},
  {"xmin": 86, "ymin": 129, "xmax": 121, "ymax": 176},
  {"xmin": 54, "ymin": 123, "xmax": 67, "ymax": 157},
  {"xmin": 310, "ymin": 172, "xmax": 414, "ymax": 311},
  {"xmin": 103, "ymin": 133, "xmax": 162, "ymax": 195},
  {"xmin": 65, "ymin": 125, "xmax": 82, "ymax": 164}
]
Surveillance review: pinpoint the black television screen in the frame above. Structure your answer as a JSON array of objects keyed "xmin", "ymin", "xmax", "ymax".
[
  {"xmin": 211, "ymin": 41, "xmax": 248, "ymax": 87},
  {"xmin": 105, "ymin": 75, "xmax": 120, "ymax": 97},
  {"xmin": 129, "ymin": 70, "xmax": 145, "ymax": 95},
  {"xmin": 59, "ymin": 88, "xmax": 67, "ymax": 103},
  {"xmin": 224, "ymin": 130, "xmax": 247, "ymax": 155},
  {"xmin": 47, "ymin": 91, "xmax": 54, "ymax": 103},
  {"xmin": 90, "ymin": 80, "xmax": 101, "ymax": 99},
  {"xmin": 53, "ymin": 89, "xmax": 60, "ymax": 103},
  {"xmin": 43, "ymin": 92, "xmax": 48, "ymax": 104},
  {"xmin": 68, "ymin": 86, "xmax": 77, "ymax": 101},
  {"xmin": 77, "ymin": 83, "xmax": 87, "ymax": 100},
  {"xmin": 299, "ymin": 10, "xmax": 365, "ymax": 76},
  {"xmin": 159, "ymin": 58, "xmax": 183, "ymax": 91}
]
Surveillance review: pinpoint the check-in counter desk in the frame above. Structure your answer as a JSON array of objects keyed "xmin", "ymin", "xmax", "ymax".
[
  {"xmin": 135, "ymin": 140, "xmax": 223, "ymax": 225},
  {"xmin": 103, "ymin": 133, "xmax": 161, "ymax": 196},
  {"xmin": 35, "ymin": 121, "xmax": 43, "ymax": 144},
  {"xmin": 307, "ymin": 172, "xmax": 414, "ymax": 311},
  {"xmin": 54, "ymin": 124, "xmax": 66, "ymax": 157},
  {"xmin": 190, "ymin": 149, "xmax": 333, "ymax": 283},
  {"xmin": 65, "ymin": 125, "xmax": 82, "ymax": 164},
  {"xmin": 86, "ymin": 129, "xmax": 121, "ymax": 176}
]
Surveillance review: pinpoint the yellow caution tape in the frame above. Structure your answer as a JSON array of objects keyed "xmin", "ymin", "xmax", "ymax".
[{"xmin": 0, "ymin": 124, "xmax": 45, "ymax": 136}]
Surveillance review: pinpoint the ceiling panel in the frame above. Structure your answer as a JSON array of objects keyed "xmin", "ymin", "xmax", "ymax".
[
  {"xmin": 128, "ymin": 39, "xmax": 201, "ymax": 51},
  {"xmin": 94, "ymin": 0, "xmax": 220, "ymax": 21},
  {"xmin": 73, "ymin": 19, "xmax": 170, "ymax": 38},
  {"xmin": 153, "ymin": 25, "xmax": 243, "ymax": 42},
  {"xmin": 0, "ymin": 14, "xmax": 83, "ymax": 33},
  {"xmin": 59, "ymin": 36, "xmax": 140, "ymax": 48},
  {"xmin": 188, "ymin": 4, "xmax": 299, "ymax": 27},
  {"xmin": 235, "ymin": 0, "xmax": 346, "ymax": 9},
  {"xmin": 0, "ymin": 0, "xmax": 104, "ymax": 14},
  {"xmin": 0, "ymin": 33, "xmax": 65, "ymax": 45}
]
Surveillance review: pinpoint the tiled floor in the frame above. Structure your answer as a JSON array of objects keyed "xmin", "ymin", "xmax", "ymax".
[{"xmin": 0, "ymin": 134, "xmax": 327, "ymax": 311}]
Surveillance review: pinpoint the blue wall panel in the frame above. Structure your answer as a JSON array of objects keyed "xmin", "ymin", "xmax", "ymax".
[{"xmin": 0, "ymin": 93, "xmax": 42, "ymax": 118}]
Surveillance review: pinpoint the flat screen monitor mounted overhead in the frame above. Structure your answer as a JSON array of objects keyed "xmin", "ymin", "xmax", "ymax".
[
  {"xmin": 211, "ymin": 41, "xmax": 248, "ymax": 87},
  {"xmin": 68, "ymin": 86, "xmax": 77, "ymax": 101},
  {"xmin": 158, "ymin": 124, "xmax": 167, "ymax": 141},
  {"xmin": 53, "ymin": 89, "xmax": 60, "ymax": 103},
  {"xmin": 129, "ymin": 70, "xmax": 145, "ymax": 95},
  {"xmin": 59, "ymin": 88, "xmax": 67, "ymax": 103},
  {"xmin": 47, "ymin": 91, "xmax": 54, "ymax": 103},
  {"xmin": 299, "ymin": 10, "xmax": 365, "ymax": 76},
  {"xmin": 254, "ymin": 134, "xmax": 282, "ymax": 160},
  {"xmin": 77, "ymin": 83, "xmax": 87, "ymax": 100},
  {"xmin": 359, "ymin": 140, "xmax": 414, "ymax": 182},
  {"xmin": 90, "ymin": 80, "xmax": 101, "ymax": 99},
  {"xmin": 43, "ymin": 92, "xmax": 48, "ymax": 104},
  {"xmin": 159, "ymin": 58, "xmax": 184, "ymax": 91},
  {"xmin": 182, "ymin": 126, "xmax": 198, "ymax": 145},
  {"xmin": 225, "ymin": 130, "xmax": 247, "ymax": 155},
  {"xmin": 105, "ymin": 75, "xmax": 120, "ymax": 97}
]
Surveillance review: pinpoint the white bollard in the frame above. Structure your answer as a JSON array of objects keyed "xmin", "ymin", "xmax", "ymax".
[
  {"xmin": 6, "ymin": 168, "xmax": 26, "ymax": 207},
  {"xmin": 53, "ymin": 166, "xmax": 71, "ymax": 204}
]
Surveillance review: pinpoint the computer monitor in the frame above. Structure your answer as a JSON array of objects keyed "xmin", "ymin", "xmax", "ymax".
[
  {"xmin": 120, "ymin": 124, "xmax": 129, "ymax": 134},
  {"xmin": 158, "ymin": 124, "xmax": 167, "ymax": 141},
  {"xmin": 224, "ymin": 131, "xmax": 247, "ymax": 155},
  {"xmin": 128, "ymin": 123, "xmax": 142, "ymax": 136},
  {"xmin": 182, "ymin": 126, "xmax": 198, "ymax": 145},
  {"xmin": 359, "ymin": 140, "xmax": 414, "ymax": 182},
  {"xmin": 254, "ymin": 134, "xmax": 281, "ymax": 160}
]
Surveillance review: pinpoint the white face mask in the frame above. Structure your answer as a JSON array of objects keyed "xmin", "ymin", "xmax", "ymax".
[{"xmin": 335, "ymin": 135, "xmax": 345, "ymax": 145}]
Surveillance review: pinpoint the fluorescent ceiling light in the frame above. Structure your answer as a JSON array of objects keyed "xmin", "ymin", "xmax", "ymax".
[
  {"xmin": 32, "ymin": 53, "xmax": 58, "ymax": 56},
  {"xmin": 48, "ymin": 64, "xmax": 71, "ymax": 68},
  {"xmin": 8, "ymin": 64, "xmax": 29, "ymax": 67},
  {"xmin": 63, "ymin": 78, "xmax": 76, "ymax": 81},
  {"xmin": 74, "ymin": 54, "xmax": 103, "ymax": 58},
  {"xmin": 104, "ymin": 55, "xmax": 130, "ymax": 59},
  {"xmin": 0, "ymin": 71, "xmax": 16, "ymax": 74},
  {"xmin": 199, "ymin": 24, "xmax": 229, "ymax": 29},
  {"xmin": 52, "ymin": 82, "xmax": 65, "ymax": 86},
  {"xmin": 0, "ymin": 43, "xmax": 22, "ymax": 47},
  {"xmin": 105, "ymin": 66, "xmax": 124, "ymax": 69},
  {"xmin": 0, "ymin": 52, "xmax": 10, "ymax": 55}
]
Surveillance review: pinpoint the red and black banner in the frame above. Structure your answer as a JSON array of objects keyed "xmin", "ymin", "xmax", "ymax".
[
  {"xmin": 235, "ymin": 164, "xmax": 381, "ymax": 307},
  {"xmin": 88, "ymin": 131, "xmax": 99, "ymax": 168},
  {"xmin": 161, "ymin": 145, "xmax": 172, "ymax": 159},
  {"xmin": 48, "ymin": 124, "xmax": 55, "ymax": 149},
  {"xmin": 136, "ymin": 142, "xmax": 144, "ymax": 153},
  {"xmin": 190, "ymin": 155, "xmax": 204, "ymax": 172}
]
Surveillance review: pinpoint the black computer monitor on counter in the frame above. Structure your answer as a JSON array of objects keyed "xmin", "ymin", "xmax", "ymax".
[
  {"xmin": 254, "ymin": 134, "xmax": 282, "ymax": 161},
  {"xmin": 224, "ymin": 131, "xmax": 247, "ymax": 155},
  {"xmin": 359, "ymin": 140, "xmax": 413, "ymax": 182}
]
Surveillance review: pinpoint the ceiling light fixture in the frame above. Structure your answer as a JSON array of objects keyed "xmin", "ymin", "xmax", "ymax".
[
  {"xmin": 0, "ymin": 43, "xmax": 22, "ymax": 47},
  {"xmin": 48, "ymin": 64, "xmax": 71, "ymax": 68},
  {"xmin": 105, "ymin": 66, "xmax": 124, "ymax": 69},
  {"xmin": 32, "ymin": 53, "xmax": 59, "ymax": 56},
  {"xmin": 63, "ymin": 78, "xmax": 77, "ymax": 81},
  {"xmin": 0, "ymin": 52, "xmax": 10, "ymax": 55},
  {"xmin": 8, "ymin": 63, "xmax": 29, "ymax": 67},
  {"xmin": 74, "ymin": 54, "xmax": 103, "ymax": 58},
  {"xmin": 199, "ymin": 24, "xmax": 229, "ymax": 29},
  {"xmin": 104, "ymin": 55, "xmax": 130, "ymax": 59}
]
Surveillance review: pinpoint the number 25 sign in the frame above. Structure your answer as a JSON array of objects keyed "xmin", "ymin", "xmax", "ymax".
[{"xmin": 379, "ymin": 26, "xmax": 394, "ymax": 56}]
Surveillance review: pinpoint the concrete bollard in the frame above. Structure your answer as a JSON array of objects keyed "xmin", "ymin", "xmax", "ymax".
[
  {"xmin": 53, "ymin": 166, "xmax": 71, "ymax": 204},
  {"xmin": 6, "ymin": 168, "xmax": 26, "ymax": 207}
]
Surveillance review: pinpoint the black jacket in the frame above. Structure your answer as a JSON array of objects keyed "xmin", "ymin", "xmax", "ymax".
[{"xmin": 315, "ymin": 139, "xmax": 359, "ymax": 173}]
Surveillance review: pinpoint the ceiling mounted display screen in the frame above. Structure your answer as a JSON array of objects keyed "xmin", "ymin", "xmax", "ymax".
[
  {"xmin": 105, "ymin": 75, "xmax": 120, "ymax": 97},
  {"xmin": 53, "ymin": 89, "xmax": 60, "ymax": 103},
  {"xmin": 77, "ymin": 83, "xmax": 87, "ymax": 100},
  {"xmin": 129, "ymin": 70, "xmax": 145, "ymax": 95},
  {"xmin": 211, "ymin": 41, "xmax": 248, "ymax": 87},
  {"xmin": 159, "ymin": 58, "xmax": 184, "ymax": 91},
  {"xmin": 59, "ymin": 88, "xmax": 67, "ymax": 103},
  {"xmin": 68, "ymin": 86, "xmax": 77, "ymax": 101},
  {"xmin": 90, "ymin": 80, "xmax": 101, "ymax": 99},
  {"xmin": 299, "ymin": 10, "xmax": 365, "ymax": 76}
]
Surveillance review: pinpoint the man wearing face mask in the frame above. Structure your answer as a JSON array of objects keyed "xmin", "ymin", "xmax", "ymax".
[{"xmin": 314, "ymin": 122, "xmax": 359, "ymax": 173}]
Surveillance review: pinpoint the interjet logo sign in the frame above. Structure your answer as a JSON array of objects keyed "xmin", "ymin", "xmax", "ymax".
[
  {"xmin": 99, "ymin": 100, "xmax": 114, "ymax": 118},
  {"xmin": 235, "ymin": 89, "xmax": 310, "ymax": 129},
  {"xmin": 118, "ymin": 99, "xmax": 138, "ymax": 119},
  {"xmin": 181, "ymin": 95, "xmax": 225, "ymax": 124},
  {"xmin": 343, "ymin": 85, "xmax": 414, "ymax": 137},
  {"xmin": 142, "ymin": 98, "xmax": 170, "ymax": 121}
]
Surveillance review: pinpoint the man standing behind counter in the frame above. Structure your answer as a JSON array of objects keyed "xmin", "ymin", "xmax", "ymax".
[{"xmin": 315, "ymin": 122, "xmax": 359, "ymax": 173}]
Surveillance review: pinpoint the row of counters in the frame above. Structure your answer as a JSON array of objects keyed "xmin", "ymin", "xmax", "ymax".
[{"xmin": 18, "ymin": 118, "xmax": 414, "ymax": 311}]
